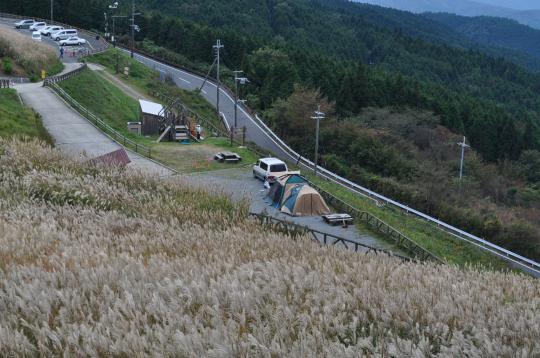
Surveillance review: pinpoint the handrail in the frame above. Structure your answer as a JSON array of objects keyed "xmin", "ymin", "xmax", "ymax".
[
  {"xmin": 43, "ymin": 63, "xmax": 88, "ymax": 86},
  {"xmin": 249, "ymin": 212, "xmax": 412, "ymax": 262},
  {"xmin": 44, "ymin": 80, "xmax": 151, "ymax": 158}
]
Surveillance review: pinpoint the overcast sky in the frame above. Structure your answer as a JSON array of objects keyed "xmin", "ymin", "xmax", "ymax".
[{"xmin": 472, "ymin": 0, "xmax": 540, "ymax": 10}]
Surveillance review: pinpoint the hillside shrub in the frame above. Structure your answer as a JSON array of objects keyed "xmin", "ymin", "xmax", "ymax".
[{"xmin": 2, "ymin": 57, "xmax": 13, "ymax": 75}]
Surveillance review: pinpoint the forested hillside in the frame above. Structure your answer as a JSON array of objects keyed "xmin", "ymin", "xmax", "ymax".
[
  {"xmin": 426, "ymin": 13, "xmax": 540, "ymax": 63},
  {"xmin": 2, "ymin": 0, "xmax": 540, "ymax": 258}
]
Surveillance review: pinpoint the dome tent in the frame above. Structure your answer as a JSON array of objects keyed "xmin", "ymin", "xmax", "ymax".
[{"xmin": 267, "ymin": 174, "xmax": 331, "ymax": 217}]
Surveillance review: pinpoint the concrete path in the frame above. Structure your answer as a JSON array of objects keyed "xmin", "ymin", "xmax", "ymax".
[{"xmin": 14, "ymin": 78, "xmax": 172, "ymax": 177}]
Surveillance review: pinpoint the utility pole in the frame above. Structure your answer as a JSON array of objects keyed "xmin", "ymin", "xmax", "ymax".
[
  {"xmin": 51, "ymin": 0, "xmax": 54, "ymax": 23},
  {"xmin": 130, "ymin": 0, "xmax": 135, "ymax": 58},
  {"xmin": 234, "ymin": 70, "xmax": 248, "ymax": 128},
  {"xmin": 457, "ymin": 136, "xmax": 470, "ymax": 181},
  {"xmin": 213, "ymin": 39, "xmax": 224, "ymax": 117},
  {"xmin": 311, "ymin": 105, "xmax": 325, "ymax": 176}
]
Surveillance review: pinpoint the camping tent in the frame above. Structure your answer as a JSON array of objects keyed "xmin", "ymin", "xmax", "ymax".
[{"xmin": 268, "ymin": 174, "xmax": 331, "ymax": 216}]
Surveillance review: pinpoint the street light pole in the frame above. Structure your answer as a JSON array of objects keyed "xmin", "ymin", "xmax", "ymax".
[
  {"xmin": 213, "ymin": 40, "xmax": 224, "ymax": 117},
  {"xmin": 311, "ymin": 105, "xmax": 325, "ymax": 176},
  {"xmin": 233, "ymin": 70, "xmax": 248, "ymax": 129}
]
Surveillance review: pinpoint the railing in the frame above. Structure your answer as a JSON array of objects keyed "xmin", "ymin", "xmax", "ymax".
[
  {"xmin": 44, "ymin": 81, "xmax": 151, "ymax": 158},
  {"xmin": 43, "ymin": 63, "xmax": 88, "ymax": 85},
  {"xmin": 0, "ymin": 79, "xmax": 11, "ymax": 88},
  {"xmin": 249, "ymin": 212, "xmax": 412, "ymax": 262}
]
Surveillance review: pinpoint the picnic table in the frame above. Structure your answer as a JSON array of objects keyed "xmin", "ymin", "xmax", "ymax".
[
  {"xmin": 214, "ymin": 151, "xmax": 242, "ymax": 163},
  {"xmin": 322, "ymin": 213, "xmax": 354, "ymax": 227}
]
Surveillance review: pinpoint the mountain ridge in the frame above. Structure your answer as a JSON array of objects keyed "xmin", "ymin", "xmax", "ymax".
[{"xmin": 355, "ymin": 0, "xmax": 540, "ymax": 28}]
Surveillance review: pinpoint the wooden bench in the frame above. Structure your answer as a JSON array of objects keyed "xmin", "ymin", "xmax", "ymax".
[{"xmin": 322, "ymin": 214, "xmax": 354, "ymax": 227}]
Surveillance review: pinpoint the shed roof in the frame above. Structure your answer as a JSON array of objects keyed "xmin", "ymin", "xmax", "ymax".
[{"xmin": 139, "ymin": 99, "xmax": 164, "ymax": 116}]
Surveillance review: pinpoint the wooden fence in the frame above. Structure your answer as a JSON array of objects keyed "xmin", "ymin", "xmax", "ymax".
[{"xmin": 0, "ymin": 79, "xmax": 11, "ymax": 88}]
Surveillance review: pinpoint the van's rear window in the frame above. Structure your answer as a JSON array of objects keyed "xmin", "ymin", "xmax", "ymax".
[{"xmin": 270, "ymin": 164, "xmax": 287, "ymax": 172}]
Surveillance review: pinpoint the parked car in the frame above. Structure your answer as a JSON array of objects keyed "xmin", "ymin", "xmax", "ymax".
[
  {"xmin": 52, "ymin": 29, "xmax": 78, "ymax": 41},
  {"xmin": 29, "ymin": 22, "xmax": 47, "ymax": 31},
  {"xmin": 41, "ymin": 25, "xmax": 64, "ymax": 36},
  {"xmin": 253, "ymin": 158, "xmax": 290, "ymax": 184},
  {"xmin": 14, "ymin": 19, "xmax": 35, "ymax": 29},
  {"xmin": 59, "ymin": 36, "xmax": 87, "ymax": 46},
  {"xmin": 31, "ymin": 31, "xmax": 42, "ymax": 42}
]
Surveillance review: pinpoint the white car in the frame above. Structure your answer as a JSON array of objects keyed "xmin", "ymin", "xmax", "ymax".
[
  {"xmin": 29, "ymin": 22, "xmax": 47, "ymax": 31},
  {"xmin": 253, "ymin": 158, "xmax": 289, "ymax": 184},
  {"xmin": 52, "ymin": 29, "xmax": 78, "ymax": 41},
  {"xmin": 31, "ymin": 31, "xmax": 42, "ymax": 42},
  {"xmin": 59, "ymin": 36, "xmax": 87, "ymax": 46},
  {"xmin": 41, "ymin": 26, "xmax": 64, "ymax": 36},
  {"xmin": 14, "ymin": 19, "xmax": 35, "ymax": 29}
]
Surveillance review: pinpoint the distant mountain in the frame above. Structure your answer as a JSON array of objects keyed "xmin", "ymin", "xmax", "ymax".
[
  {"xmin": 425, "ymin": 13, "xmax": 540, "ymax": 63},
  {"xmin": 474, "ymin": 0, "xmax": 540, "ymax": 10},
  {"xmin": 356, "ymin": 0, "xmax": 540, "ymax": 29}
]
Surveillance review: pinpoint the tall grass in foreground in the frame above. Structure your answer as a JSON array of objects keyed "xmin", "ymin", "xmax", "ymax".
[
  {"xmin": 0, "ymin": 139, "xmax": 538, "ymax": 356},
  {"xmin": 0, "ymin": 28, "xmax": 63, "ymax": 78}
]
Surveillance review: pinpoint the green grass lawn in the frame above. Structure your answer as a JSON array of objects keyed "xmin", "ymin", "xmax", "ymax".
[
  {"xmin": 0, "ymin": 89, "xmax": 53, "ymax": 143},
  {"xmin": 85, "ymin": 49, "xmax": 223, "ymax": 131},
  {"xmin": 58, "ymin": 68, "xmax": 255, "ymax": 173}
]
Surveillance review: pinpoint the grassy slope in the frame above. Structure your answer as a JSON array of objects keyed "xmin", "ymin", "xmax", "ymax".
[
  {"xmin": 0, "ymin": 139, "xmax": 538, "ymax": 356},
  {"xmin": 0, "ymin": 89, "xmax": 53, "ymax": 143},
  {"xmin": 307, "ymin": 172, "xmax": 508, "ymax": 269},
  {"xmin": 58, "ymin": 68, "xmax": 257, "ymax": 172},
  {"xmin": 85, "ymin": 49, "xmax": 223, "ymax": 131}
]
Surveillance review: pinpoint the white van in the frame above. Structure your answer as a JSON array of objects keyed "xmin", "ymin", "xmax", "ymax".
[{"xmin": 52, "ymin": 29, "xmax": 78, "ymax": 41}]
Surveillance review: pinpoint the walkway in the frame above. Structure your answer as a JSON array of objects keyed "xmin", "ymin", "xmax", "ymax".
[{"xmin": 14, "ymin": 67, "xmax": 172, "ymax": 177}]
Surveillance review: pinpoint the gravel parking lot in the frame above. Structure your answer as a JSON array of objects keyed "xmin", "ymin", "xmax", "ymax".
[{"xmin": 185, "ymin": 167, "xmax": 401, "ymax": 253}]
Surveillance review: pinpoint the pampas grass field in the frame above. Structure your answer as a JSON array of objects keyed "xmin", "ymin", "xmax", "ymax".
[
  {"xmin": 0, "ymin": 139, "xmax": 538, "ymax": 356},
  {"xmin": 0, "ymin": 27, "xmax": 63, "ymax": 77}
]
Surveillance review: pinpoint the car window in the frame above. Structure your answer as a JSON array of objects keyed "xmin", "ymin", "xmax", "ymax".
[
  {"xmin": 270, "ymin": 164, "xmax": 287, "ymax": 172},
  {"xmin": 260, "ymin": 162, "xmax": 268, "ymax": 171}
]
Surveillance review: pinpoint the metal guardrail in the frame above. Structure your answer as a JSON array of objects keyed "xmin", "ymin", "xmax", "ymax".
[
  {"xmin": 249, "ymin": 212, "xmax": 412, "ymax": 262},
  {"xmin": 44, "ymin": 78, "xmax": 151, "ymax": 158}
]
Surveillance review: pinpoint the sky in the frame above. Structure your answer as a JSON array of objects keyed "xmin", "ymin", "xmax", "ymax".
[{"xmin": 473, "ymin": 1, "xmax": 540, "ymax": 10}]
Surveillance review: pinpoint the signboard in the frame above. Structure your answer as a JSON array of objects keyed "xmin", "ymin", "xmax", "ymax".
[{"xmin": 41, "ymin": 69, "xmax": 46, "ymax": 80}]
